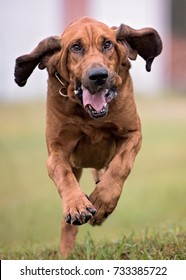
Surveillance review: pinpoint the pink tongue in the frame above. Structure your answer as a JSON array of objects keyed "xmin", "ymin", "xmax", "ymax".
[{"xmin": 82, "ymin": 88, "xmax": 106, "ymax": 111}]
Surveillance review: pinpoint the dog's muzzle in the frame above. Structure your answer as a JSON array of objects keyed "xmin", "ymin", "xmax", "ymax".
[
  {"xmin": 74, "ymin": 68, "xmax": 117, "ymax": 119},
  {"xmin": 74, "ymin": 84, "xmax": 117, "ymax": 119}
]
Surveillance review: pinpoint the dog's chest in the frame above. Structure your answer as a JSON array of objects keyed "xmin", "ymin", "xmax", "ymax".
[{"xmin": 70, "ymin": 124, "xmax": 117, "ymax": 169}]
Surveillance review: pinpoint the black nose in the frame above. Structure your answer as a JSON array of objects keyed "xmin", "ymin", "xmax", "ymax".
[{"xmin": 88, "ymin": 68, "xmax": 108, "ymax": 85}]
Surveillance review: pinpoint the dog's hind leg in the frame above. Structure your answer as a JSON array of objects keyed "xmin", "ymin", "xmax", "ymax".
[
  {"xmin": 60, "ymin": 168, "xmax": 82, "ymax": 258},
  {"xmin": 60, "ymin": 221, "xmax": 78, "ymax": 258},
  {"xmin": 92, "ymin": 168, "xmax": 105, "ymax": 184}
]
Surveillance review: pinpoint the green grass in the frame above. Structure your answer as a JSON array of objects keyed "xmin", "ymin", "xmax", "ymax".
[
  {"xmin": 0, "ymin": 94, "xmax": 186, "ymax": 259},
  {"xmin": 1, "ymin": 230, "xmax": 186, "ymax": 260}
]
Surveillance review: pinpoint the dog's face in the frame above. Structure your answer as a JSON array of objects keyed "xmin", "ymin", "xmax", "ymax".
[
  {"xmin": 61, "ymin": 18, "xmax": 126, "ymax": 119},
  {"xmin": 14, "ymin": 17, "xmax": 162, "ymax": 119}
]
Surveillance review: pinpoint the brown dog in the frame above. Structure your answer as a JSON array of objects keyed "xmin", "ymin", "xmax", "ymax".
[{"xmin": 14, "ymin": 17, "xmax": 162, "ymax": 257}]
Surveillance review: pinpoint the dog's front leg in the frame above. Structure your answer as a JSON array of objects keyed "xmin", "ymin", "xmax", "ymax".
[
  {"xmin": 46, "ymin": 138, "xmax": 96, "ymax": 226},
  {"xmin": 89, "ymin": 130, "xmax": 142, "ymax": 225}
]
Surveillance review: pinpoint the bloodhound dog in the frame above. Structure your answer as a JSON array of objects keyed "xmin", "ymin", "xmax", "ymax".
[{"xmin": 14, "ymin": 17, "xmax": 162, "ymax": 257}]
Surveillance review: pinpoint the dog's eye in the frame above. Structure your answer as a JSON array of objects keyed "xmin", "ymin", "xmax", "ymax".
[
  {"xmin": 71, "ymin": 43, "xmax": 83, "ymax": 53},
  {"xmin": 102, "ymin": 40, "xmax": 113, "ymax": 51}
]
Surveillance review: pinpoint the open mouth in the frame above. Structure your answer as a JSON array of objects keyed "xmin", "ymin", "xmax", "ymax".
[{"xmin": 74, "ymin": 83, "xmax": 117, "ymax": 119}]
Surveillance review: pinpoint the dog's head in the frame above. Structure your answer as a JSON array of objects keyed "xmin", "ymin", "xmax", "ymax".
[{"xmin": 15, "ymin": 17, "xmax": 162, "ymax": 119}]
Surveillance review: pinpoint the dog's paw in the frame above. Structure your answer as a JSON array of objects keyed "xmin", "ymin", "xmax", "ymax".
[
  {"xmin": 89, "ymin": 185, "xmax": 120, "ymax": 226},
  {"xmin": 63, "ymin": 194, "xmax": 96, "ymax": 226}
]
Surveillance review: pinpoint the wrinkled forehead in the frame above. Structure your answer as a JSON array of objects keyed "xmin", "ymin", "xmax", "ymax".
[{"xmin": 61, "ymin": 17, "xmax": 115, "ymax": 45}]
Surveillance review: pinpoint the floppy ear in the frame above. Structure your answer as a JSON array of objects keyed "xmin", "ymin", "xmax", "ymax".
[
  {"xmin": 14, "ymin": 36, "xmax": 61, "ymax": 87},
  {"xmin": 116, "ymin": 24, "xmax": 163, "ymax": 71}
]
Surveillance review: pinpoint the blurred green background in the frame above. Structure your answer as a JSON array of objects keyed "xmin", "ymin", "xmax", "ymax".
[{"xmin": 0, "ymin": 94, "xmax": 186, "ymax": 251}]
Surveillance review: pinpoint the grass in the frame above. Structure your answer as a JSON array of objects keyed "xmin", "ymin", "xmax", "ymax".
[
  {"xmin": 1, "ymin": 230, "xmax": 186, "ymax": 260},
  {"xmin": 0, "ymin": 93, "xmax": 186, "ymax": 259}
]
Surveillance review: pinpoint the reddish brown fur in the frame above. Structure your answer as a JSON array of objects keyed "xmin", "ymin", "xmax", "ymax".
[{"xmin": 15, "ymin": 17, "xmax": 162, "ymax": 258}]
